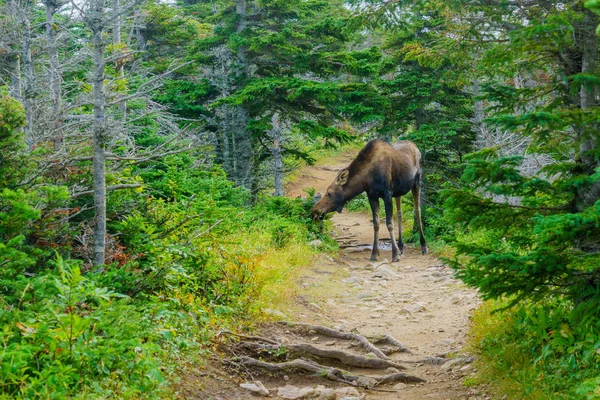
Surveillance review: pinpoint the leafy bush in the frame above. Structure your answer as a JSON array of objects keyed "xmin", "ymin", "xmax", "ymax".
[
  {"xmin": 470, "ymin": 300, "xmax": 600, "ymax": 399},
  {"xmin": 1, "ymin": 255, "xmax": 166, "ymax": 399}
]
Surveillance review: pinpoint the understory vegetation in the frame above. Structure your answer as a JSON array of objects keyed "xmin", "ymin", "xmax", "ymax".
[
  {"xmin": 0, "ymin": 94, "xmax": 331, "ymax": 398},
  {"xmin": 1, "ymin": 0, "xmax": 600, "ymax": 398}
]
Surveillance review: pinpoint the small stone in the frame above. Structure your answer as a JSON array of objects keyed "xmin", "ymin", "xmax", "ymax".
[
  {"xmin": 309, "ymin": 302, "xmax": 322, "ymax": 310},
  {"xmin": 334, "ymin": 387, "xmax": 361, "ymax": 397},
  {"xmin": 356, "ymin": 291, "xmax": 375, "ymax": 300},
  {"xmin": 325, "ymin": 340, "xmax": 336, "ymax": 346},
  {"xmin": 277, "ymin": 385, "xmax": 316, "ymax": 399},
  {"xmin": 283, "ymin": 375, "xmax": 290, "ymax": 381},
  {"xmin": 311, "ymin": 336, "xmax": 319, "ymax": 341},
  {"xmin": 342, "ymin": 276, "xmax": 362, "ymax": 284},
  {"xmin": 240, "ymin": 381, "xmax": 269, "ymax": 396},
  {"xmin": 373, "ymin": 264, "xmax": 397, "ymax": 278},
  {"xmin": 399, "ymin": 303, "xmax": 426, "ymax": 314},
  {"xmin": 393, "ymin": 382, "xmax": 407, "ymax": 390},
  {"xmin": 355, "ymin": 376, "xmax": 377, "ymax": 388},
  {"xmin": 438, "ymin": 328, "xmax": 445, "ymax": 332},
  {"xmin": 315, "ymin": 385, "xmax": 336, "ymax": 400},
  {"xmin": 308, "ymin": 239, "xmax": 323, "ymax": 247}
]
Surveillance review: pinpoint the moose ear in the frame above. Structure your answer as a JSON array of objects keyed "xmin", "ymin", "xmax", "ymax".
[{"xmin": 336, "ymin": 169, "xmax": 350, "ymax": 186}]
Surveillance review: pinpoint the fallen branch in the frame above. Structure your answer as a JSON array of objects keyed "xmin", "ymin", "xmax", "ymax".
[
  {"xmin": 229, "ymin": 356, "xmax": 425, "ymax": 388},
  {"xmin": 278, "ymin": 322, "xmax": 389, "ymax": 360},
  {"xmin": 239, "ymin": 342, "xmax": 406, "ymax": 370}
]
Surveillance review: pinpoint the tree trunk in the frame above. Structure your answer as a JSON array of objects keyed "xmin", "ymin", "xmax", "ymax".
[
  {"xmin": 133, "ymin": 2, "xmax": 147, "ymax": 54},
  {"xmin": 233, "ymin": 0, "xmax": 253, "ymax": 190},
  {"xmin": 577, "ymin": 9, "xmax": 600, "ymax": 210},
  {"xmin": 113, "ymin": 0, "xmax": 127, "ymax": 119},
  {"xmin": 44, "ymin": 0, "xmax": 63, "ymax": 149},
  {"xmin": 90, "ymin": 1, "xmax": 107, "ymax": 267},
  {"xmin": 6, "ymin": 0, "xmax": 22, "ymax": 101},
  {"xmin": 271, "ymin": 113, "xmax": 284, "ymax": 196},
  {"xmin": 415, "ymin": 107, "xmax": 425, "ymax": 130},
  {"xmin": 22, "ymin": 13, "xmax": 34, "ymax": 148}
]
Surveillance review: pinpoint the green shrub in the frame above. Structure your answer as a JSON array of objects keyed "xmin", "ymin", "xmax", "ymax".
[
  {"xmin": 0, "ymin": 255, "xmax": 166, "ymax": 399},
  {"xmin": 471, "ymin": 299, "xmax": 600, "ymax": 399}
]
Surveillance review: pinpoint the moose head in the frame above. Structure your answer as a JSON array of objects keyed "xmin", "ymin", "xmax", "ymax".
[{"xmin": 311, "ymin": 169, "xmax": 350, "ymax": 220}]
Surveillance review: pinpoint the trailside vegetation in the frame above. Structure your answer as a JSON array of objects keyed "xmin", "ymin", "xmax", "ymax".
[{"xmin": 0, "ymin": 0, "xmax": 599, "ymax": 398}]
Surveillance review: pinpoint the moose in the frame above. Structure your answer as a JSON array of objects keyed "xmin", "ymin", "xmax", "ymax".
[{"xmin": 312, "ymin": 139, "xmax": 427, "ymax": 262}]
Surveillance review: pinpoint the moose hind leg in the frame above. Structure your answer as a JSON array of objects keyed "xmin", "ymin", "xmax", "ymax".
[
  {"xmin": 395, "ymin": 197, "xmax": 404, "ymax": 255},
  {"xmin": 412, "ymin": 179, "xmax": 427, "ymax": 254},
  {"xmin": 368, "ymin": 196, "xmax": 380, "ymax": 261},
  {"xmin": 384, "ymin": 194, "xmax": 401, "ymax": 262}
]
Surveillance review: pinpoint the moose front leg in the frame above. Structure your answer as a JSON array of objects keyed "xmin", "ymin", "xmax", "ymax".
[
  {"xmin": 368, "ymin": 196, "xmax": 380, "ymax": 261},
  {"xmin": 384, "ymin": 194, "xmax": 401, "ymax": 262}
]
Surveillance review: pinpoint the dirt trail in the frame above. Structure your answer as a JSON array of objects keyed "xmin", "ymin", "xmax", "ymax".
[{"xmin": 193, "ymin": 152, "xmax": 486, "ymax": 400}]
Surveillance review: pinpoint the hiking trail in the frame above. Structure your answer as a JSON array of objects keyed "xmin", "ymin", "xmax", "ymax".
[{"xmin": 191, "ymin": 151, "xmax": 487, "ymax": 400}]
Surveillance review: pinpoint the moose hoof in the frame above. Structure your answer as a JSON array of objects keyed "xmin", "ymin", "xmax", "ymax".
[
  {"xmin": 370, "ymin": 255, "xmax": 378, "ymax": 261},
  {"xmin": 421, "ymin": 246, "xmax": 428, "ymax": 255},
  {"xmin": 392, "ymin": 257, "xmax": 400, "ymax": 263}
]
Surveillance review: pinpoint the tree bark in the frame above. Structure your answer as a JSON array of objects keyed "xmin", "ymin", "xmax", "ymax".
[
  {"xmin": 133, "ymin": 1, "xmax": 147, "ymax": 54},
  {"xmin": 232, "ymin": 0, "xmax": 252, "ymax": 190},
  {"xmin": 90, "ymin": 0, "xmax": 107, "ymax": 267},
  {"xmin": 577, "ymin": 9, "xmax": 600, "ymax": 210},
  {"xmin": 271, "ymin": 113, "xmax": 284, "ymax": 196},
  {"xmin": 43, "ymin": 0, "xmax": 63, "ymax": 149},
  {"xmin": 22, "ymin": 12, "xmax": 34, "ymax": 148},
  {"xmin": 113, "ymin": 0, "xmax": 127, "ymax": 119},
  {"xmin": 6, "ymin": 0, "xmax": 22, "ymax": 101}
]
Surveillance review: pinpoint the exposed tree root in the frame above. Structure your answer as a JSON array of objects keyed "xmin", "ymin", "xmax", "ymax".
[
  {"xmin": 239, "ymin": 341, "xmax": 406, "ymax": 370},
  {"xmin": 228, "ymin": 356, "xmax": 425, "ymax": 388},
  {"xmin": 217, "ymin": 330, "xmax": 279, "ymax": 345},
  {"xmin": 279, "ymin": 322, "xmax": 390, "ymax": 359},
  {"xmin": 368, "ymin": 334, "xmax": 412, "ymax": 354}
]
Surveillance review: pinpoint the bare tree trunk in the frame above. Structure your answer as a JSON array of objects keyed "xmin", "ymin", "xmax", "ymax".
[
  {"xmin": 270, "ymin": 113, "xmax": 284, "ymax": 196},
  {"xmin": 9, "ymin": 55, "xmax": 22, "ymax": 100},
  {"xmin": 233, "ymin": 0, "xmax": 253, "ymax": 190},
  {"xmin": 22, "ymin": 12, "xmax": 34, "ymax": 148},
  {"xmin": 43, "ymin": 0, "xmax": 63, "ymax": 149},
  {"xmin": 6, "ymin": 0, "xmax": 22, "ymax": 100},
  {"xmin": 90, "ymin": 0, "xmax": 107, "ymax": 267},
  {"xmin": 113, "ymin": 0, "xmax": 127, "ymax": 119},
  {"xmin": 133, "ymin": 5, "xmax": 147, "ymax": 54}
]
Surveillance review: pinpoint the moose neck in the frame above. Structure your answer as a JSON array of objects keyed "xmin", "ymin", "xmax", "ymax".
[{"xmin": 341, "ymin": 175, "xmax": 366, "ymax": 203}]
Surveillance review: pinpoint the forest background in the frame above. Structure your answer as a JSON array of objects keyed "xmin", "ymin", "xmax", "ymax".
[{"xmin": 1, "ymin": 0, "xmax": 599, "ymax": 398}]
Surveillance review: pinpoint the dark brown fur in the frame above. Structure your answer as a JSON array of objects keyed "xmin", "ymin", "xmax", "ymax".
[{"xmin": 312, "ymin": 139, "xmax": 427, "ymax": 261}]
